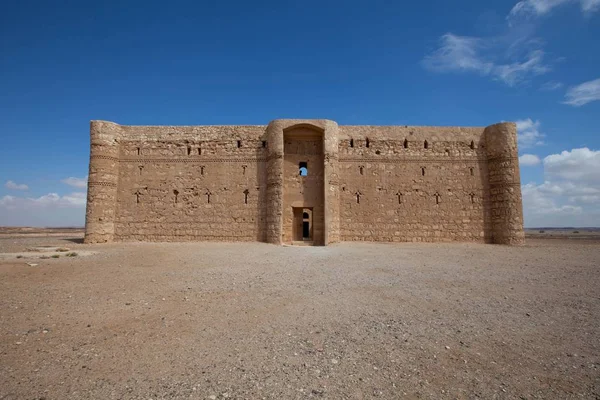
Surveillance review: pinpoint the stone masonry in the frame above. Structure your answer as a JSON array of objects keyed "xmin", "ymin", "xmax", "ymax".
[{"xmin": 84, "ymin": 119, "xmax": 525, "ymax": 245}]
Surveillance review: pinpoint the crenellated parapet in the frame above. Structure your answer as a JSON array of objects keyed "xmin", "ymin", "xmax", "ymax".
[
  {"xmin": 484, "ymin": 122, "xmax": 525, "ymax": 245},
  {"xmin": 84, "ymin": 121, "xmax": 122, "ymax": 243}
]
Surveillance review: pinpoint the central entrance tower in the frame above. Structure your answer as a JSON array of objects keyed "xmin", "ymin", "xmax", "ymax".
[
  {"xmin": 264, "ymin": 120, "xmax": 340, "ymax": 245},
  {"xmin": 283, "ymin": 125, "xmax": 324, "ymax": 244}
]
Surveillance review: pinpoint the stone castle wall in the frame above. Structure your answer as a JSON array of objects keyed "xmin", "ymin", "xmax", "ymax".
[
  {"xmin": 85, "ymin": 119, "xmax": 524, "ymax": 245},
  {"xmin": 337, "ymin": 126, "xmax": 491, "ymax": 243}
]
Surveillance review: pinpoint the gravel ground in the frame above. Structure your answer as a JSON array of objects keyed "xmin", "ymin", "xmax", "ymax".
[{"xmin": 1, "ymin": 235, "xmax": 599, "ymax": 399}]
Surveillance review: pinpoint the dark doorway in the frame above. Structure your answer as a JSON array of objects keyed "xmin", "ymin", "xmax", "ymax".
[
  {"xmin": 292, "ymin": 207, "xmax": 313, "ymax": 242},
  {"xmin": 302, "ymin": 209, "xmax": 312, "ymax": 240}
]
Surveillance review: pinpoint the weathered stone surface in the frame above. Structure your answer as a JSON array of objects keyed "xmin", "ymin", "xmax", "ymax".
[{"xmin": 84, "ymin": 119, "xmax": 524, "ymax": 245}]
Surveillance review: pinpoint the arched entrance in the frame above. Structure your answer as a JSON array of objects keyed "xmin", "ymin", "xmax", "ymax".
[{"xmin": 283, "ymin": 124, "xmax": 325, "ymax": 245}]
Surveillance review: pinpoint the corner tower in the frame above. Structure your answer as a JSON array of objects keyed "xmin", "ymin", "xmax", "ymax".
[
  {"xmin": 84, "ymin": 121, "xmax": 121, "ymax": 243},
  {"xmin": 484, "ymin": 122, "xmax": 525, "ymax": 245}
]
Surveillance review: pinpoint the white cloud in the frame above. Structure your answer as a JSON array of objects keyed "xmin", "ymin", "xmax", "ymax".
[
  {"xmin": 563, "ymin": 78, "xmax": 600, "ymax": 106},
  {"xmin": 544, "ymin": 147, "xmax": 600, "ymax": 182},
  {"xmin": 0, "ymin": 192, "xmax": 86, "ymax": 209},
  {"xmin": 422, "ymin": 34, "xmax": 492, "ymax": 75},
  {"xmin": 0, "ymin": 192, "xmax": 86, "ymax": 227},
  {"xmin": 423, "ymin": 34, "xmax": 550, "ymax": 87},
  {"xmin": 540, "ymin": 80, "xmax": 563, "ymax": 91},
  {"xmin": 424, "ymin": 0, "xmax": 600, "ymax": 88},
  {"xmin": 522, "ymin": 182, "xmax": 583, "ymax": 215},
  {"xmin": 582, "ymin": 0, "xmax": 600, "ymax": 12},
  {"xmin": 522, "ymin": 147, "xmax": 600, "ymax": 227},
  {"xmin": 492, "ymin": 50, "xmax": 550, "ymax": 86},
  {"xmin": 61, "ymin": 176, "xmax": 88, "ymax": 189},
  {"xmin": 519, "ymin": 154, "xmax": 542, "ymax": 165},
  {"xmin": 4, "ymin": 180, "xmax": 29, "ymax": 191},
  {"xmin": 509, "ymin": 0, "xmax": 600, "ymax": 21},
  {"xmin": 516, "ymin": 118, "xmax": 545, "ymax": 148}
]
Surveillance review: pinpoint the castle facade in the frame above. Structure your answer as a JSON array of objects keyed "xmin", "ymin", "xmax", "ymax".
[{"xmin": 84, "ymin": 119, "xmax": 524, "ymax": 245}]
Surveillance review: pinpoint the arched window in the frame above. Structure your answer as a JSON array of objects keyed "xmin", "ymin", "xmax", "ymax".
[{"xmin": 299, "ymin": 162, "xmax": 308, "ymax": 176}]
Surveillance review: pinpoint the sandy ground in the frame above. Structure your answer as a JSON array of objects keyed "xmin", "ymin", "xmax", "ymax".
[{"xmin": 0, "ymin": 232, "xmax": 599, "ymax": 399}]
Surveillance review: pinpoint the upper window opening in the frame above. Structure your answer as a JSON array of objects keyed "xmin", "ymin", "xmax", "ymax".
[
  {"xmin": 303, "ymin": 212, "xmax": 309, "ymax": 219},
  {"xmin": 237, "ymin": 140, "xmax": 242, "ymax": 148},
  {"xmin": 299, "ymin": 161, "xmax": 308, "ymax": 176},
  {"xmin": 137, "ymin": 147, "xmax": 141, "ymax": 156},
  {"xmin": 424, "ymin": 140, "xmax": 428, "ymax": 149},
  {"xmin": 366, "ymin": 138, "xmax": 370, "ymax": 148},
  {"xmin": 350, "ymin": 139, "xmax": 354, "ymax": 148},
  {"xmin": 262, "ymin": 140, "xmax": 267, "ymax": 148},
  {"xmin": 470, "ymin": 140, "xmax": 475, "ymax": 149},
  {"xmin": 404, "ymin": 139, "xmax": 408, "ymax": 149},
  {"xmin": 187, "ymin": 146, "xmax": 191, "ymax": 156}
]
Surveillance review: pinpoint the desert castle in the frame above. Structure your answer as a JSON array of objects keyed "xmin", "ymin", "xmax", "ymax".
[{"xmin": 84, "ymin": 119, "xmax": 524, "ymax": 245}]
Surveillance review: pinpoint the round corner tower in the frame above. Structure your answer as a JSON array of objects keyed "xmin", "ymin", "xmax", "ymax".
[
  {"xmin": 264, "ymin": 120, "xmax": 285, "ymax": 245},
  {"xmin": 484, "ymin": 122, "xmax": 525, "ymax": 245},
  {"xmin": 84, "ymin": 120, "xmax": 121, "ymax": 243}
]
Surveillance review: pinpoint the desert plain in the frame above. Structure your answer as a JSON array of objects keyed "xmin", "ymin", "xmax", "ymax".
[{"xmin": 0, "ymin": 228, "xmax": 599, "ymax": 399}]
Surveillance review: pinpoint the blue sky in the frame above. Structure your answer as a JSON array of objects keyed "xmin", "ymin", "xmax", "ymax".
[{"xmin": 1, "ymin": 0, "xmax": 599, "ymax": 227}]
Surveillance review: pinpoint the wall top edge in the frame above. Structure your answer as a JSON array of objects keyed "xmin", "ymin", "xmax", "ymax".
[
  {"xmin": 90, "ymin": 120, "xmax": 511, "ymax": 130},
  {"xmin": 91, "ymin": 120, "xmax": 268, "ymax": 129}
]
